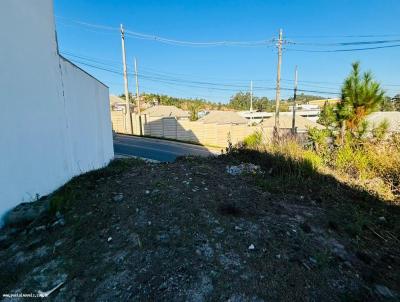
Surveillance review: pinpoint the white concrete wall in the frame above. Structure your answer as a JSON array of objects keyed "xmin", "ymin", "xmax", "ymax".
[
  {"xmin": 0, "ymin": 0, "xmax": 114, "ymax": 217},
  {"xmin": 60, "ymin": 57, "xmax": 114, "ymax": 176}
]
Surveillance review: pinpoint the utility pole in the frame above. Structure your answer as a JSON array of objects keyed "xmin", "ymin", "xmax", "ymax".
[
  {"xmin": 250, "ymin": 80, "xmax": 253, "ymax": 124},
  {"xmin": 134, "ymin": 57, "xmax": 140, "ymax": 114},
  {"xmin": 274, "ymin": 29, "xmax": 283, "ymax": 138},
  {"xmin": 291, "ymin": 66, "xmax": 298, "ymax": 134},
  {"xmin": 134, "ymin": 57, "xmax": 142, "ymax": 136},
  {"xmin": 120, "ymin": 24, "xmax": 133, "ymax": 134}
]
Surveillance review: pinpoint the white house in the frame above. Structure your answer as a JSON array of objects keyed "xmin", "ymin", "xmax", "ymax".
[
  {"xmin": 287, "ymin": 104, "xmax": 321, "ymax": 123},
  {"xmin": 0, "ymin": 0, "xmax": 114, "ymax": 217}
]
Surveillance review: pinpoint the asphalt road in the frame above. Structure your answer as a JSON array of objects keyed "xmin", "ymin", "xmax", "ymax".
[{"xmin": 113, "ymin": 134, "xmax": 220, "ymax": 162}]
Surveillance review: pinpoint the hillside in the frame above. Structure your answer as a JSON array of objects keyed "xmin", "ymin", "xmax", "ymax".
[{"xmin": 0, "ymin": 155, "xmax": 399, "ymax": 301}]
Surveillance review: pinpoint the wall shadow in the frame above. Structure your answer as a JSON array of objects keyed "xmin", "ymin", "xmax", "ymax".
[{"xmin": 220, "ymin": 147, "xmax": 400, "ymax": 298}]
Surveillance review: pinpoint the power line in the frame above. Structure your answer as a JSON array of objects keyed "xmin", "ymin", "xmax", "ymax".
[
  {"xmin": 124, "ymin": 29, "xmax": 275, "ymax": 47},
  {"xmin": 59, "ymin": 51, "xmax": 337, "ymax": 87},
  {"xmin": 56, "ymin": 16, "xmax": 276, "ymax": 47},
  {"xmin": 289, "ymin": 38, "xmax": 400, "ymax": 47},
  {"xmin": 60, "ymin": 51, "xmax": 121, "ymax": 68},
  {"xmin": 57, "ymin": 16, "xmax": 400, "ymax": 53},
  {"xmin": 65, "ymin": 57, "xmax": 341, "ymax": 96},
  {"xmin": 56, "ymin": 15, "xmax": 118, "ymax": 32},
  {"xmin": 286, "ymin": 34, "xmax": 400, "ymax": 39},
  {"xmin": 61, "ymin": 52, "xmax": 397, "ymax": 95},
  {"xmin": 286, "ymin": 43, "xmax": 400, "ymax": 52}
]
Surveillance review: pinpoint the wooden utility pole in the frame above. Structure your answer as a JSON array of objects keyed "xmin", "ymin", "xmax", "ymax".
[
  {"xmin": 120, "ymin": 24, "xmax": 133, "ymax": 134},
  {"xmin": 291, "ymin": 66, "xmax": 298, "ymax": 134},
  {"xmin": 134, "ymin": 57, "xmax": 140, "ymax": 114},
  {"xmin": 134, "ymin": 57, "xmax": 142, "ymax": 136},
  {"xmin": 274, "ymin": 29, "xmax": 283, "ymax": 138},
  {"xmin": 250, "ymin": 80, "xmax": 253, "ymax": 124}
]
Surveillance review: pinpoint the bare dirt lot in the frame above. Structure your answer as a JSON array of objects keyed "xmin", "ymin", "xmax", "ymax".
[{"xmin": 0, "ymin": 154, "xmax": 399, "ymax": 301}]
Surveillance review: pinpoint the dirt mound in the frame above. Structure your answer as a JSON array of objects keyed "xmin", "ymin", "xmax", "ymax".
[{"xmin": 0, "ymin": 156, "xmax": 399, "ymax": 301}]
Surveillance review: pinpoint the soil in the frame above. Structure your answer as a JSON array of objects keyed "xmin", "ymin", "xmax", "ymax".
[{"xmin": 0, "ymin": 155, "xmax": 399, "ymax": 301}]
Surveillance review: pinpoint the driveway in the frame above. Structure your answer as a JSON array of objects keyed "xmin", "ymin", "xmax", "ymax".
[{"xmin": 113, "ymin": 134, "xmax": 220, "ymax": 162}]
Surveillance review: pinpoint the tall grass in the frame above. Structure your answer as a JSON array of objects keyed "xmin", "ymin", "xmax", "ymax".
[{"xmin": 240, "ymin": 131, "xmax": 400, "ymax": 202}]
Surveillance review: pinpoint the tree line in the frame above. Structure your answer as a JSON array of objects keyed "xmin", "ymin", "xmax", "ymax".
[{"xmin": 120, "ymin": 77, "xmax": 399, "ymax": 122}]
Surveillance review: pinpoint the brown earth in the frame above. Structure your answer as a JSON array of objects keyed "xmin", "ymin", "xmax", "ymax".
[{"xmin": 0, "ymin": 154, "xmax": 399, "ymax": 301}]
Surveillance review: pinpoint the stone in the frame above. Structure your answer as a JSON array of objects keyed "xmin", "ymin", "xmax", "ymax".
[
  {"xmin": 52, "ymin": 218, "xmax": 65, "ymax": 227},
  {"xmin": 34, "ymin": 225, "xmax": 47, "ymax": 232},
  {"xmin": 3, "ymin": 199, "xmax": 49, "ymax": 227},
  {"xmin": 309, "ymin": 257, "xmax": 317, "ymax": 265},
  {"xmin": 226, "ymin": 163, "xmax": 262, "ymax": 176},
  {"xmin": 248, "ymin": 244, "xmax": 255, "ymax": 250},
  {"xmin": 56, "ymin": 211, "xmax": 62, "ymax": 220},
  {"xmin": 375, "ymin": 284, "xmax": 396, "ymax": 299},
  {"xmin": 112, "ymin": 193, "xmax": 124, "ymax": 202}
]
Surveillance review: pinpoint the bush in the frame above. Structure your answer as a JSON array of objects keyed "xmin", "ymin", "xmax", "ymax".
[
  {"xmin": 243, "ymin": 131, "xmax": 263, "ymax": 150},
  {"xmin": 308, "ymin": 127, "xmax": 330, "ymax": 149},
  {"xmin": 365, "ymin": 141, "xmax": 400, "ymax": 198},
  {"xmin": 303, "ymin": 150, "xmax": 323, "ymax": 170},
  {"xmin": 237, "ymin": 128, "xmax": 400, "ymax": 201},
  {"xmin": 269, "ymin": 139, "xmax": 321, "ymax": 177},
  {"xmin": 335, "ymin": 144, "xmax": 371, "ymax": 180}
]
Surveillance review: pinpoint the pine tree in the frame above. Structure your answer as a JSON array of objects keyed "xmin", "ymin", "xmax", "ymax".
[{"xmin": 337, "ymin": 62, "xmax": 385, "ymax": 136}]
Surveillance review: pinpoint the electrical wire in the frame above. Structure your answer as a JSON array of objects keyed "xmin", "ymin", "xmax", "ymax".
[
  {"xmin": 56, "ymin": 16, "xmax": 275, "ymax": 47},
  {"xmin": 64, "ymin": 56, "xmax": 341, "ymax": 96},
  {"xmin": 286, "ymin": 43, "xmax": 400, "ymax": 52},
  {"xmin": 289, "ymin": 39, "xmax": 400, "ymax": 47},
  {"xmin": 56, "ymin": 16, "xmax": 400, "ymax": 54},
  {"xmin": 61, "ymin": 51, "xmax": 398, "ymax": 95}
]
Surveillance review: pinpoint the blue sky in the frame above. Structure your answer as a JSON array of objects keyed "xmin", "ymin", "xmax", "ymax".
[{"xmin": 54, "ymin": 0, "xmax": 400, "ymax": 103}]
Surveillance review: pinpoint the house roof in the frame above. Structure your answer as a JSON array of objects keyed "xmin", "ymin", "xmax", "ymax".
[
  {"xmin": 261, "ymin": 114, "xmax": 324, "ymax": 130},
  {"xmin": 142, "ymin": 105, "xmax": 189, "ymax": 118},
  {"xmin": 198, "ymin": 111, "xmax": 248, "ymax": 124},
  {"xmin": 366, "ymin": 111, "xmax": 400, "ymax": 132}
]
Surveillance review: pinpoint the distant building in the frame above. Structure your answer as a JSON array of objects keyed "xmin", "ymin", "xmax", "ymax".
[
  {"xmin": 198, "ymin": 110, "xmax": 248, "ymax": 125},
  {"xmin": 109, "ymin": 95, "xmax": 134, "ymax": 112},
  {"xmin": 110, "ymin": 95, "xmax": 150, "ymax": 113},
  {"xmin": 287, "ymin": 104, "xmax": 321, "ymax": 122},
  {"xmin": 261, "ymin": 114, "xmax": 324, "ymax": 132},
  {"xmin": 238, "ymin": 111, "xmax": 273, "ymax": 123},
  {"xmin": 306, "ymin": 98, "xmax": 341, "ymax": 108},
  {"xmin": 142, "ymin": 105, "xmax": 190, "ymax": 120}
]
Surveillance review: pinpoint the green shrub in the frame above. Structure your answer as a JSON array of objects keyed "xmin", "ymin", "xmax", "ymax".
[
  {"xmin": 234, "ymin": 130, "xmax": 400, "ymax": 201},
  {"xmin": 302, "ymin": 150, "xmax": 323, "ymax": 170},
  {"xmin": 269, "ymin": 140, "xmax": 320, "ymax": 177},
  {"xmin": 334, "ymin": 144, "xmax": 371, "ymax": 179},
  {"xmin": 308, "ymin": 127, "xmax": 330, "ymax": 147},
  {"xmin": 243, "ymin": 131, "xmax": 263, "ymax": 150},
  {"xmin": 355, "ymin": 120, "xmax": 369, "ymax": 140}
]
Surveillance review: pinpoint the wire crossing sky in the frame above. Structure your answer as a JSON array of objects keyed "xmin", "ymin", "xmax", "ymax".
[{"xmin": 54, "ymin": 0, "xmax": 400, "ymax": 102}]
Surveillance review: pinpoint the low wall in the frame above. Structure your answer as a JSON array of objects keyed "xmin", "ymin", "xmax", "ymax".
[{"xmin": 111, "ymin": 111, "xmax": 273, "ymax": 147}]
